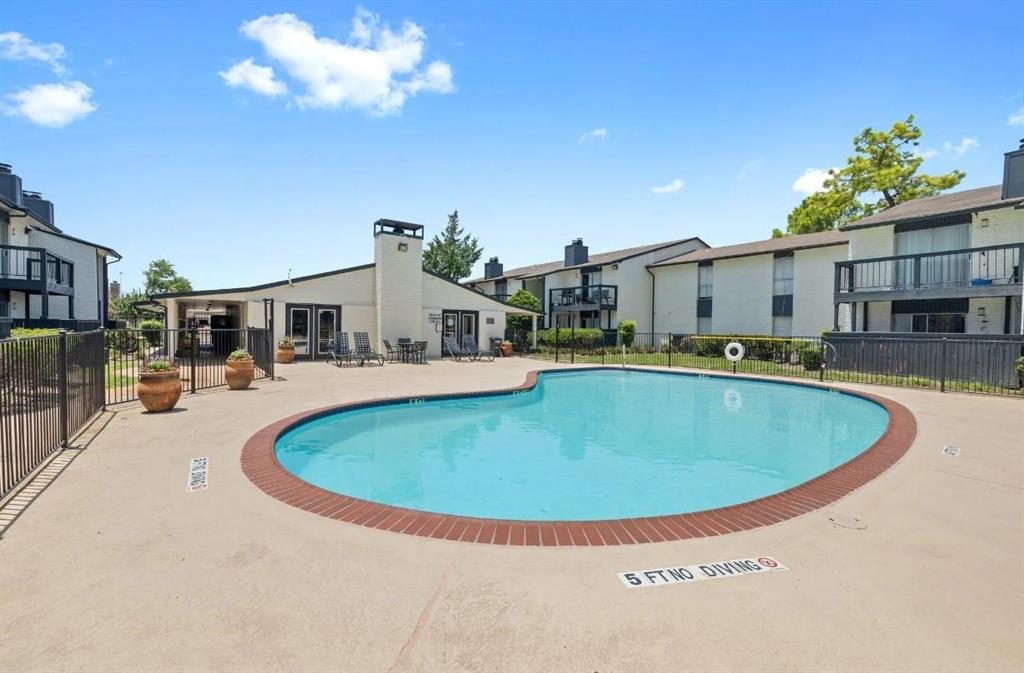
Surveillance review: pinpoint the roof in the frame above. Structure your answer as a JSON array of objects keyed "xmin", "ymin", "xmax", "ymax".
[
  {"xmin": 842, "ymin": 185, "xmax": 1024, "ymax": 230},
  {"xmin": 466, "ymin": 237, "xmax": 706, "ymax": 284},
  {"xmin": 152, "ymin": 263, "xmax": 540, "ymax": 314},
  {"xmin": 650, "ymin": 230, "xmax": 848, "ymax": 267},
  {"xmin": 29, "ymin": 225, "xmax": 122, "ymax": 260}
]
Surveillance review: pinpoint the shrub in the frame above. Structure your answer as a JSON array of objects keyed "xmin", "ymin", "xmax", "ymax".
[
  {"xmin": 1017, "ymin": 356, "xmax": 1024, "ymax": 379},
  {"xmin": 505, "ymin": 289, "xmax": 542, "ymax": 334},
  {"xmin": 144, "ymin": 359, "xmax": 174, "ymax": 373},
  {"xmin": 537, "ymin": 327, "xmax": 604, "ymax": 349},
  {"xmin": 105, "ymin": 329, "xmax": 140, "ymax": 354},
  {"xmin": 617, "ymin": 319, "xmax": 637, "ymax": 347},
  {"xmin": 138, "ymin": 319, "xmax": 164, "ymax": 346},
  {"xmin": 228, "ymin": 348, "xmax": 252, "ymax": 361},
  {"xmin": 11, "ymin": 327, "xmax": 59, "ymax": 338},
  {"xmin": 800, "ymin": 348, "xmax": 824, "ymax": 371}
]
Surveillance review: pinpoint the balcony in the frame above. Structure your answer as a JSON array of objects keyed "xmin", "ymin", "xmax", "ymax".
[
  {"xmin": 0, "ymin": 244, "xmax": 75, "ymax": 296},
  {"xmin": 549, "ymin": 284, "xmax": 618, "ymax": 312},
  {"xmin": 834, "ymin": 243, "xmax": 1022, "ymax": 302},
  {"xmin": 490, "ymin": 293, "xmax": 511, "ymax": 303}
]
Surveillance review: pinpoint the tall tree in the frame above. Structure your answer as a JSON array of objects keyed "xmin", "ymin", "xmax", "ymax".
[
  {"xmin": 422, "ymin": 210, "xmax": 483, "ymax": 281},
  {"xmin": 110, "ymin": 288, "xmax": 153, "ymax": 319},
  {"xmin": 781, "ymin": 116, "xmax": 965, "ymax": 235},
  {"xmin": 143, "ymin": 259, "xmax": 193, "ymax": 296}
]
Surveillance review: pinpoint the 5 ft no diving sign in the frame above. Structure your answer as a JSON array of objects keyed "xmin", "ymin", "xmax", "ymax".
[{"xmin": 618, "ymin": 556, "xmax": 787, "ymax": 588}]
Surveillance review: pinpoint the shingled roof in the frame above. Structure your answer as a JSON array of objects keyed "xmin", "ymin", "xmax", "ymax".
[
  {"xmin": 842, "ymin": 185, "xmax": 1024, "ymax": 230},
  {"xmin": 650, "ymin": 230, "xmax": 848, "ymax": 267},
  {"xmin": 467, "ymin": 238, "xmax": 705, "ymax": 283}
]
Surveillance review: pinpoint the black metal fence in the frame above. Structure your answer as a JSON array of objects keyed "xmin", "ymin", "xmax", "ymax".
[
  {"xmin": 0, "ymin": 327, "xmax": 274, "ymax": 497},
  {"xmin": 105, "ymin": 327, "xmax": 273, "ymax": 405},
  {"xmin": 0, "ymin": 330, "xmax": 105, "ymax": 498},
  {"xmin": 531, "ymin": 329, "xmax": 1024, "ymax": 397}
]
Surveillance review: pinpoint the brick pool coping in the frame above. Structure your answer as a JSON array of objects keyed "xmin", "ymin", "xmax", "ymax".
[{"xmin": 240, "ymin": 367, "xmax": 917, "ymax": 546}]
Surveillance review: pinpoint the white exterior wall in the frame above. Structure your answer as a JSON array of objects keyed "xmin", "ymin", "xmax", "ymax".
[
  {"xmin": 421, "ymin": 274, "xmax": 509, "ymax": 357},
  {"xmin": 651, "ymin": 263, "xmax": 697, "ymax": 334},
  {"xmin": 708, "ymin": 255, "xmax": 774, "ymax": 334},
  {"xmin": 971, "ymin": 205, "xmax": 1024, "ymax": 247},
  {"xmin": 792, "ymin": 245, "xmax": 849, "ymax": 336},
  {"xmin": 848, "ymin": 224, "xmax": 895, "ymax": 259},
  {"xmin": 27, "ymin": 229, "xmax": 105, "ymax": 320},
  {"xmin": 374, "ymin": 232, "xmax": 424, "ymax": 349}
]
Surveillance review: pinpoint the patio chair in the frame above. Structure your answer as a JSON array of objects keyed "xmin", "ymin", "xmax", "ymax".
[
  {"xmin": 463, "ymin": 335, "xmax": 494, "ymax": 362},
  {"xmin": 443, "ymin": 335, "xmax": 469, "ymax": 361},
  {"xmin": 412, "ymin": 340, "xmax": 428, "ymax": 363},
  {"xmin": 328, "ymin": 331, "xmax": 355, "ymax": 367},
  {"xmin": 353, "ymin": 332, "xmax": 385, "ymax": 366},
  {"xmin": 382, "ymin": 339, "xmax": 398, "ymax": 362}
]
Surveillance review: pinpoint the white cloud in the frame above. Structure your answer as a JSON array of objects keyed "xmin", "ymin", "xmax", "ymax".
[
  {"xmin": 578, "ymin": 127, "xmax": 607, "ymax": 143},
  {"xmin": 944, "ymin": 137, "xmax": 979, "ymax": 157},
  {"xmin": 2, "ymin": 81, "xmax": 97, "ymax": 127},
  {"xmin": 0, "ymin": 31, "xmax": 67, "ymax": 74},
  {"xmin": 649, "ymin": 178, "xmax": 685, "ymax": 194},
  {"xmin": 914, "ymin": 147, "xmax": 940, "ymax": 160},
  {"xmin": 227, "ymin": 9, "xmax": 454, "ymax": 114},
  {"xmin": 792, "ymin": 167, "xmax": 836, "ymax": 195},
  {"xmin": 1008, "ymin": 107, "xmax": 1024, "ymax": 127},
  {"xmin": 219, "ymin": 58, "xmax": 287, "ymax": 97}
]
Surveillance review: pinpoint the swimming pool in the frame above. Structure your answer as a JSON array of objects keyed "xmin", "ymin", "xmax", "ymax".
[{"xmin": 272, "ymin": 369, "xmax": 891, "ymax": 521}]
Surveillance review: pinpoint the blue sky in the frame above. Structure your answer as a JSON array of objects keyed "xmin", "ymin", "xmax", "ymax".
[{"xmin": 2, "ymin": 1, "xmax": 1023, "ymax": 291}]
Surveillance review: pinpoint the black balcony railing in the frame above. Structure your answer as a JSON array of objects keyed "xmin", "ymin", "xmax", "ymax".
[
  {"xmin": 549, "ymin": 284, "xmax": 618, "ymax": 311},
  {"xmin": 490, "ymin": 293, "xmax": 511, "ymax": 302},
  {"xmin": 0, "ymin": 244, "xmax": 75, "ymax": 294},
  {"xmin": 835, "ymin": 243, "xmax": 1023, "ymax": 294}
]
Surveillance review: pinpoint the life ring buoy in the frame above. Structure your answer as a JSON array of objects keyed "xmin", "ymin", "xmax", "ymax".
[{"xmin": 724, "ymin": 341, "xmax": 745, "ymax": 362}]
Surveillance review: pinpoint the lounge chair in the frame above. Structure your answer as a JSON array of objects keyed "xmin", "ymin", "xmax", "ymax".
[
  {"xmin": 353, "ymin": 332, "xmax": 385, "ymax": 366},
  {"xmin": 382, "ymin": 339, "xmax": 397, "ymax": 362},
  {"xmin": 443, "ymin": 335, "xmax": 469, "ymax": 361},
  {"xmin": 328, "ymin": 331, "xmax": 355, "ymax": 367},
  {"xmin": 463, "ymin": 335, "xmax": 494, "ymax": 362}
]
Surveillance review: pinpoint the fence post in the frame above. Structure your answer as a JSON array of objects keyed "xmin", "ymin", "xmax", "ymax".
[
  {"xmin": 940, "ymin": 338, "xmax": 947, "ymax": 393},
  {"xmin": 819, "ymin": 341, "xmax": 825, "ymax": 382},
  {"xmin": 554, "ymin": 324, "xmax": 559, "ymax": 363},
  {"xmin": 570, "ymin": 321, "xmax": 575, "ymax": 364},
  {"xmin": 268, "ymin": 329, "xmax": 275, "ymax": 380},
  {"xmin": 57, "ymin": 329, "xmax": 69, "ymax": 447},
  {"xmin": 189, "ymin": 326, "xmax": 198, "ymax": 394}
]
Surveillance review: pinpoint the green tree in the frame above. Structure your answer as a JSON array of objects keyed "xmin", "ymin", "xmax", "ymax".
[
  {"xmin": 783, "ymin": 115, "xmax": 965, "ymax": 235},
  {"xmin": 110, "ymin": 288, "xmax": 152, "ymax": 319},
  {"xmin": 423, "ymin": 210, "xmax": 483, "ymax": 281},
  {"xmin": 143, "ymin": 259, "xmax": 192, "ymax": 296},
  {"xmin": 505, "ymin": 289, "xmax": 542, "ymax": 334}
]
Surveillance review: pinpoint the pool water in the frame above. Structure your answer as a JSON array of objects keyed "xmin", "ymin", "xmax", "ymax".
[{"xmin": 275, "ymin": 369, "xmax": 889, "ymax": 521}]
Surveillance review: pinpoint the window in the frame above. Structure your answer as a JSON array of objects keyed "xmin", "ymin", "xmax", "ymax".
[
  {"xmin": 698, "ymin": 264, "xmax": 713, "ymax": 298},
  {"xmin": 772, "ymin": 316, "xmax": 792, "ymax": 337},
  {"xmin": 697, "ymin": 316, "xmax": 712, "ymax": 334},
  {"xmin": 892, "ymin": 313, "xmax": 966, "ymax": 334},
  {"xmin": 773, "ymin": 255, "xmax": 794, "ymax": 295},
  {"xmin": 494, "ymin": 280, "xmax": 507, "ymax": 297}
]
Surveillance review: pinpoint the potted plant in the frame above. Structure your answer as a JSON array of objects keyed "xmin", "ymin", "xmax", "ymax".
[
  {"xmin": 276, "ymin": 336, "xmax": 296, "ymax": 363},
  {"xmin": 137, "ymin": 360, "xmax": 181, "ymax": 413},
  {"xmin": 225, "ymin": 349, "xmax": 255, "ymax": 390},
  {"xmin": 499, "ymin": 340, "xmax": 514, "ymax": 357}
]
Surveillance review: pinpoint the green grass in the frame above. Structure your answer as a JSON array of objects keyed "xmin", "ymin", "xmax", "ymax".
[{"xmin": 104, "ymin": 360, "xmax": 137, "ymax": 390}]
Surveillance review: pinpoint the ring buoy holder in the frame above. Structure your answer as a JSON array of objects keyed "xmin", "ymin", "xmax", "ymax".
[{"xmin": 724, "ymin": 341, "xmax": 744, "ymax": 372}]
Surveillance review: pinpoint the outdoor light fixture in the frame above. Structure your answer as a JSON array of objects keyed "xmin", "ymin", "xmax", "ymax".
[
  {"xmin": 398, "ymin": 242, "xmax": 408, "ymax": 252},
  {"xmin": 978, "ymin": 307, "xmax": 986, "ymax": 317}
]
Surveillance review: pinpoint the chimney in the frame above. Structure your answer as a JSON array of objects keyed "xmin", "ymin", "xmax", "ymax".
[
  {"xmin": 1002, "ymin": 138, "xmax": 1024, "ymax": 200},
  {"xmin": 373, "ymin": 218, "xmax": 425, "ymax": 350},
  {"xmin": 109, "ymin": 280, "xmax": 121, "ymax": 303},
  {"xmin": 0, "ymin": 164, "xmax": 23, "ymax": 207},
  {"xmin": 564, "ymin": 238, "xmax": 588, "ymax": 267},
  {"xmin": 484, "ymin": 256, "xmax": 504, "ymax": 279},
  {"xmin": 22, "ymin": 191, "xmax": 55, "ymax": 226}
]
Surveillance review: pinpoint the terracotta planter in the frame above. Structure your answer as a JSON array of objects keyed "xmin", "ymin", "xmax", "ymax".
[
  {"xmin": 137, "ymin": 370, "xmax": 182, "ymax": 412},
  {"xmin": 500, "ymin": 342, "xmax": 514, "ymax": 357},
  {"xmin": 225, "ymin": 358, "xmax": 255, "ymax": 390},
  {"xmin": 276, "ymin": 343, "xmax": 296, "ymax": 363}
]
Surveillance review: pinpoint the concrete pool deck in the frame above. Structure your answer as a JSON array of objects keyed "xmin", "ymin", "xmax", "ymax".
[{"xmin": 1, "ymin": 358, "xmax": 1022, "ymax": 672}]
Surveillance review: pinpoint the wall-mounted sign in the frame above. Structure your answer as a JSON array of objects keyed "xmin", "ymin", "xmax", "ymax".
[
  {"xmin": 428, "ymin": 313, "xmax": 442, "ymax": 325},
  {"xmin": 486, "ymin": 317, "xmax": 495, "ymax": 325}
]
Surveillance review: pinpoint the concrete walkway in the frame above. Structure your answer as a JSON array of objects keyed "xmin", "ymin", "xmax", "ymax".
[{"xmin": 1, "ymin": 358, "xmax": 1021, "ymax": 673}]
